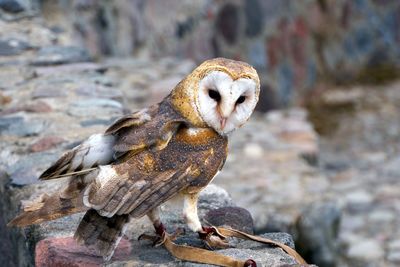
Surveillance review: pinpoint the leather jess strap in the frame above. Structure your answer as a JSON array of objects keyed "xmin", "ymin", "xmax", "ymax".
[{"xmin": 160, "ymin": 226, "xmax": 308, "ymax": 267}]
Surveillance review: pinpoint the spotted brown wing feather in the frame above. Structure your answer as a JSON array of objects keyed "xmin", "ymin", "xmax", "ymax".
[{"xmin": 109, "ymin": 102, "xmax": 184, "ymax": 155}]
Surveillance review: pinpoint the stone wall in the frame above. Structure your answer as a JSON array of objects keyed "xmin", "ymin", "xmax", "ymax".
[{"xmin": 38, "ymin": 0, "xmax": 400, "ymax": 108}]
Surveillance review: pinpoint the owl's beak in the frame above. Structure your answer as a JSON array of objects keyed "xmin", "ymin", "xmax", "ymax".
[{"xmin": 220, "ymin": 117, "xmax": 227, "ymax": 129}]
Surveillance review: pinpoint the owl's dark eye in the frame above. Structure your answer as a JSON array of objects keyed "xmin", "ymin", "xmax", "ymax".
[
  {"xmin": 208, "ymin": 89, "xmax": 221, "ymax": 102},
  {"xmin": 236, "ymin": 95, "xmax": 246, "ymax": 105}
]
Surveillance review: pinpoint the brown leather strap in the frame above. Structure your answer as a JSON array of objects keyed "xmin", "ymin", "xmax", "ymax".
[
  {"xmin": 162, "ymin": 233, "xmax": 245, "ymax": 267},
  {"xmin": 160, "ymin": 226, "xmax": 308, "ymax": 267},
  {"xmin": 216, "ymin": 227, "xmax": 308, "ymax": 265}
]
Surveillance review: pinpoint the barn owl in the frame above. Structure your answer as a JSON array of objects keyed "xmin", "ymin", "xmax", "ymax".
[{"xmin": 9, "ymin": 58, "xmax": 260, "ymax": 261}]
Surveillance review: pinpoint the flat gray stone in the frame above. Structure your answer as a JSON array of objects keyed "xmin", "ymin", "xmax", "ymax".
[
  {"xmin": 347, "ymin": 239, "xmax": 384, "ymax": 261},
  {"xmin": 0, "ymin": 38, "xmax": 31, "ymax": 55},
  {"xmin": 0, "ymin": 116, "xmax": 47, "ymax": 137},
  {"xmin": 31, "ymin": 46, "xmax": 91, "ymax": 66}
]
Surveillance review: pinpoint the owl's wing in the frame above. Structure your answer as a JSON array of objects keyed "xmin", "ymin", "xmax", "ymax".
[
  {"xmin": 40, "ymin": 104, "xmax": 183, "ymax": 180},
  {"xmin": 83, "ymin": 152, "xmax": 208, "ymax": 219}
]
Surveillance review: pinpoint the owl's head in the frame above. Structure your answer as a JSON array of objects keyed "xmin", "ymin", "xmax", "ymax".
[{"xmin": 171, "ymin": 58, "xmax": 260, "ymax": 135}]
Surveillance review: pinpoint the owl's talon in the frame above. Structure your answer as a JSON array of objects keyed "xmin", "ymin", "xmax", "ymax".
[
  {"xmin": 138, "ymin": 233, "xmax": 158, "ymax": 242},
  {"xmin": 198, "ymin": 226, "xmax": 229, "ymax": 249},
  {"xmin": 244, "ymin": 259, "xmax": 257, "ymax": 267},
  {"xmin": 139, "ymin": 224, "xmax": 185, "ymax": 247},
  {"xmin": 198, "ymin": 226, "xmax": 226, "ymax": 240}
]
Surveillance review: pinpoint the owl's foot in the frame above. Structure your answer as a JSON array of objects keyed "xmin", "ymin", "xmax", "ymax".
[
  {"xmin": 138, "ymin": 222, "xmax": 166, "ymax": 246},
  {"xmin": 139, "ymin": 223, "xmax": 185, "ymax": 247},
  {"xmin": 244, "ymin": 259, "xmax": 257, "ymax": 267},
  {"xmin": 154, "ymin": 222, "xmax": 166, "ymax": 236},
  {"xmin": 198, "ymin": 226, "xmax": 230, "ymax": 249}
]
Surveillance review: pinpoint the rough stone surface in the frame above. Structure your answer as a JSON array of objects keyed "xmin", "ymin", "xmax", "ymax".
[
  {"xmin": 31, "ymin": 46, "xmax": 91, "ymax": 66},
  {"xmin": 347, "ymin": 239, "xmax": 384, "ymax": 261},
  {"xmin": 35, "ymin": 237, "xmax": 132, "ymax": 267}
]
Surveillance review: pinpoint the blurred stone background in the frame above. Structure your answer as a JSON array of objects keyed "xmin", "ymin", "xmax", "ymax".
[{"xmin": 1, "ymin": 0, "xmax": 400, "ymax": 267}]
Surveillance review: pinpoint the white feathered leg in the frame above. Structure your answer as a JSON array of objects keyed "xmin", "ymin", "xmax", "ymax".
[{"xmin": 183, "ymin": 193, "xmax": 202, "ymax": 232}]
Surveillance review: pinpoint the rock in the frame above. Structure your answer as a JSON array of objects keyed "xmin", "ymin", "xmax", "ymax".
[
  {"xmin": 0, "ymin": 116, "xmax": 23, "ymax": 132},
  {"xmin": 79, "ymin": 118, "xmax": 115, "ymax": 128},
  {"xmin": 0, "ymin": 115, "xmax": 47, "ymax": 137},
  {"xmin": 10, "ymin": 167, "xmax": 39, "ymax": 185},
  {"xmin": 387, "ymin": 251, "xmax": 400, "ymax": 264},
  {"xmin": 31, "ymin": 46, "xmax": 91, "ymax": 66},
  {"xmin": 7, "ymin": 152, "xmax": 55, "ymax": 185},
  {"xmin": 1, "ymin": 100, "xmax": 52, "ymax": 115},
  {"xmin": 0, "ymin": 91, "xmax": 11, "ymax": 106},
  {"xmin": 0, "ymin": 0, "xmax": 24, "ymax": 13},
  {"xmin": 75, "ymin": 84, "xmax": 123, "ymax": 101},
  {"xmin": 345, "ymin": 190, "xmax": 374, "ymax": 212},
  {"xmin": 68, "ymin": 98, "xmax": 124, "ymax": 118},
  {"xmin": 35, "ymin": 237, "xmax": 132, "ymax": 267},
  {"xmin": 339, "ymin": 215, "xmax": 364, "ymax": 232},
  {"xmin": 368, "ymin": 209, "xmax": 395, "ymax": 223},
  {"xmin": 34, "ymin": 63, "xmax": 106, "ymax": 76},
  {"xmin": 72, "ymin": 98, "xmax": 123, "ymax": 109},
  {"xmin": 387, "ymin": 239, "xmax": 400, "ymax": 263},
  {"xmin": 6, "ymin": 117, "xmax": 46, "ymax": 137},
  {"xmin": 148, "ymin": 76, "xmax": 182, "ymax": 104},
  {"xmin": 19, "ymin": 183, "xmax": 300, "ymax": 266},
  {"xmin": 205, "ymin": 206, "xmax": 254, "ymax": 234},
  {"xmin": 0, "ymin": 38, "xmax": 31, "ymax": 56},
  {"xmin": 198, "ymin": 184, "xmax": 235, "ymax": 211},
  {"xmin": 243, "ymin": 143, "xmax": 264, "ymax": 159},
  {"xmin": 388, "ymin": 239, "xmax": 400, "ymax": 251},
  {"xmin": 29, "ymin": 136, "xmax": 65, "ymax": 152},
  {"xmin": 24, "ymin": 101, "xmax": 52, "ymax": 113},
  {"xmin": 347, "ymin": 239, "xmax": 384, "ymax": 261},
  {"xmin": 32, "ymin": 86, "xmax": 68, "ymax": 99},
  {"xmin": 35, "ymin": 232, "xmax": 299, "ymax": 267},
  {"xmin": 295, "ymin": 201, "xmax": 341, "ymax": 267}
]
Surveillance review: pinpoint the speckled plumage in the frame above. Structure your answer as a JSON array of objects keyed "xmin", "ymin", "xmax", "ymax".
[{"xmin": 9, "ymin": 58, "xmax": 259, "ymax": 261}]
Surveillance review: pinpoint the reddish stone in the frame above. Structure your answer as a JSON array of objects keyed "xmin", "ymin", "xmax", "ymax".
[
  {"xmin": 341, "ymin": 2, "xmax": 352, "ymax": 29},
  {"xmin": 0, "ymin": 92, "xmax": 11, "ymax": 106},
  {"xmin": 29, "ymin": 136, "xmax": 65, "ymax": 152},
  {"xmin": 266, "ymin": 36, "xmax": 280, "ymax": 69},
  {"xmin": 24, "ymin": 101, "xmax": 52, "ymax": 113},
  {"xmin": 216, "ymin": 3, "xmax": 239, "ymax": 44},
  {"xmin": 0, "ymin": 101, "xmax": 52, "ymax": 115},
  {"xmin": 35, "ymin": 236, "xmax": 131, "ymax": 267},
  {"xmin": 293, "ymin": 17, "xmax": 308, "ymax": 38},
  {"xmin": 290, "ymin": 35, "xmax": 306, "ymax": 66}
]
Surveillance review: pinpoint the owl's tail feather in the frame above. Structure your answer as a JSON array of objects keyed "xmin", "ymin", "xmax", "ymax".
[
  {"xmin": 7, "ymin": 192, "xmax": 87, "ymax": 227},
  {"xmin": 74, "ymin": 209, "xmax": 130, "ymax": 261},
  {"xmin": 8, "ymin": 176, "xmax": 89, "ymax": 227}
]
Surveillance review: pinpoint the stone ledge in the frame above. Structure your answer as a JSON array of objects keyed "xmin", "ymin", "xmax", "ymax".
[{"xmin": 23, "ymin": 184, "xmax": 302, "ymax": 267}]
